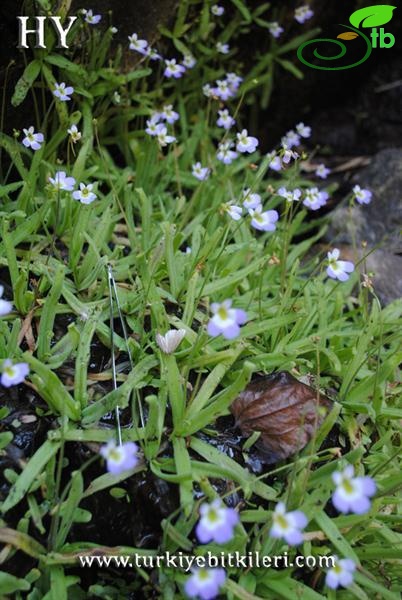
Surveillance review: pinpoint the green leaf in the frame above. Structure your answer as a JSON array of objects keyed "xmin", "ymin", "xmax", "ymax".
[
  {"xmin": 349, "ymin": 5, "xmax": 396, "ymax": 28},
  {"xmin": 11, "ymin": 60, "xmax": 41, "ymax": 107},
  {"xmin": 1, "ymin": 440, "xmax": 61, "ymax": 513},
  {"xmin": 0, "ymin": 572, "xmax": 31, "ymax": 594}
]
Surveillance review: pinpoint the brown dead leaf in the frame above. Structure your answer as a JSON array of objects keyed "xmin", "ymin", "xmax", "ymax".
[
  {"xmin": 231, "ymin": 372, "xmax": 332, "ymax": 463},
  {"xmin": 337, "ymin": 31, "xmax": 359, "ymax": 40}
]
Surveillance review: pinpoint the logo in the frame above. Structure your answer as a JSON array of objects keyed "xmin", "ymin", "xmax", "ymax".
[{"xmin": 297, "ymin": 4, "xmax": 396, "ymax": 70}]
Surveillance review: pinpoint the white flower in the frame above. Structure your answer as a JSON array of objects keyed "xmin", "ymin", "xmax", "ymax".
[
  {"xmin": 182, "ymin": 54, "xmax": 196, "ymax": 68},
  {"xmin": 0, "ymin": 286, "xmax": 12, "ymax": 316},
  {"xmin": 113, "ymin": 91, "xmax": 121, "ymax": 104},
  {"xmin": 84, "ymin": 9, "xmax": 101, "ymax": 24},
  {"xmin": 192, "ymin": 162, "xmax": 210, "ymax": 181},
  {"xmin": 216, "ymin": 42, "xmax": 229, "ymax": 54},
  {"xmin": 48, "ymin": 171, "xmax": 76, "ymax": 191},
  {"xmin": 277, "ymin": 187, "xmax": 302, "ymax": 203},
  {"xmin": 325, "ymin": 557, "xmax": 356, "ymax": 589},
  {"xmin": 1, "ymin": 360, "xmax": 29, "ymax": 387},
  {"xmin": 146, "ymin": 47, "xmax": 162, "ymax": 61},
  {"xmin": 128, "ymin": 33, "xmax": 148, "ymax": 54},
  {"xmin": 203, "ymin": 84, "xmax": 214, "ymax": 98},
  {"xmin": 326, "ymin": 249, "xmax": 355, "ymax": 282},
  {"xmin": 110, "ymin": 26, "xmax": 118, "ymax": 34},
  {"xmin": 242, "ymin": 188, "xmax": 261, "ymax": 210},
  {"xmin": 156, "ymin": 329, "xmax": 186, "ymax": 354},
  {"xmin": 67, "ymin": 124, "xmax": 82, "ymax": 143},
  {"xmin": 269, "ymin": 502, "xmax": 307, "ymax": 545},
  {"xmin": 100, "ymin": 440, "xmax": 139, "ymax": 474},
  {"xmin": 211, "ymin": 5, "xmax": 225, "ymax": 16},
  {"xmin": 225, "ymin": 204, "xmax": 242, "ymax": 221},
  {"xmin": 72, "ymin": 183, "xmax": 97, "ymax": 204},
  {"xmin": 22, "ymin": 126, "xmax": 44, "ymax": 151},
  {"xmin": 156, "ymin": 125, "xmax": 176, "ymax": 147}
]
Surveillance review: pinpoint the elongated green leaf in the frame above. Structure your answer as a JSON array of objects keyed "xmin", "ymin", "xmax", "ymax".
[{"xmin": 11, "ymin": 60, "xmax": 41, "ymax": 107}]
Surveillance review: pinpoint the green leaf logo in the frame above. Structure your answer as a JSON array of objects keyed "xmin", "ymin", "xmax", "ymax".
[{"xmin": 349, "ymin": 5, "xmax": 396, "ymax": 28}]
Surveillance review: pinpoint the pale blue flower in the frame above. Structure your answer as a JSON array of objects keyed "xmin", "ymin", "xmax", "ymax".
[
  {"xmin": 269, "ymin": 502, "xmax": 307, "ymax": 545},
  {"xmin": 128, "ymin": 33, "xmax": 148, "ymax": 54},
  {"xmin": 316, "ymin": 164, "xmax": 331, "ymax": 179},
  {"xmin": 217, "ymin": 141, "xmax": 238, "ymax": 164},
  {"xmin": 268, "ymin": 22, "xmax": 284, "ymax": 38},
  {"xmin": 1, "ymin": 360, "xmax": 29, "ymax": 387},
  {"xmin": 236, "ymin": 129, "xmax": 259, "ymax": 153},
  {"xmin": 161, "ymin": 104, "xmax": 179, "ymax": 124},
  {"xmin": 207, "ymin": 300, "xmax": 247, "ymax": 339},
  {"xmin": 84, "ymin": 9, "xmax": 101, "ymax": 24},
  {"xmin": 164, "ymin": 59, "xmax": 186, "ymax": 78},
  {"xmin": 296, "ymin": 122, "xmax": 312, "ymax": 138},
  {"xmin": 216, "ymin": 42, "xmax": 229, "ymax": 54},
  {"xmin": 295, "ymin": 5, "xmax": 314, "ymax": 24},
  {"xmin": 353, "ymin": 185, "xmax": 372, "ymax": 205},
  {"xmin": 100, "ymin": 440, "xmax": 139, "ymax": 475},
  {"xmin": 332, "ymin": 465, "xmax": 376, "ymax": 513},
  {"xmin": 0, "ymin": 287, "xmax": 12, "ymax": 316},
  {"xmin": 73, "ymin": 183, "xmax": 97, "ymax": 204},
  {"xmin": 22, "ymin": 126, "xmax": 44, "ymax": 150},
  {"xmin": 249, "ymin": 206, "xmax": 279, "ymax": 232},
  {"xmin": 326, "ymin": 249, "xmax": 354, "ymax": 282},
  {"xmin": 192, "ymin": 162, "xmax": 210, "ymax": 181},
  {"xmin": 185, "ymin": 568, "xmax": 226, "ymax": 600},
  {"xmin": 196, "ymin": 499, "xmax": 239, "ymax": 544},
  {"xmin": 217, "ymin": 109, "xmax": 235, "ymax": 130},
  {"xmin": 211, "ymin": 5, "xmax": 225, "ymax": 16},
  {"xmin": 53, "ymin": 82, "xmax": 74, "ymax": 102},
  {"xmin": 48, "ymin": 171, "xmax": 76, "ymax": 191},
  {"xmin": 326, "ymin": 557, "xmax": 356, "ymax": 589},
  {"xmin": 242, "ymin": 188, "xmax": 261, "ymax": 210}
]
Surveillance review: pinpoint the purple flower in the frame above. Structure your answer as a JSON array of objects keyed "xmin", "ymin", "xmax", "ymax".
[
  {"xmin": 0, "ymin": 286, "xmax": 12, "ymax": 316},
  {"xmin": 303, "ymin": 187, "xmax": 328, "ymax": 210},
  {"xmin": 268, "ymin": 22, "xmax": 284, "ymax": 38},
  {"xmin": 217, "ymin": 141, "xmax": 238, "ymax": 164},
  {"xmin": 295, "ymin": 5, "xmax": 314, "ymax": 24},
  {"xmin": 353, "ymin": 185, "xmax": 372, "ymax": 205},
  {"xmin": 277, "ymin": 186, "xmax": 301, "ymax": 203},
  {"xmin": 207, "ymin": 300, "xmax": 247, "ymax": 339},
  {"xmin": 100, "ymin": 440, "xmax": 139, "ymax": 474},
  {"xmin": 217, "ymin": 109, "xmax": 235, "ymax": 130},
  {"xmin": 145, "ymin": 119, "xmax": 165, "ymax": 137},
  {"xmin": 316, "ymin": 164, "xmax": 331, "ymax": 179},
  {"xmin": 282, "ymin": 145, "xmax": 299, "ymax": 164},
  {"xmin": 184, "ymin": 568, "xmax": 226, "ymax": 600},
  {"xmin": 269, "ymin": 502, "xmax": 307, "ymax": 545},
  {"xmin": 249, "ymin": 206, "xmax": 279, "ymax": 232},
  {"xmin": 296, "ymin": 122, "xmax": 312, "ymax": 138},
  {"xmin": 326, "ymin": 556, "xmax": 356, "ymax": 589},
  {"xmin": 214, "ymin": 80, "xmax": 234, "ymax": 101},
  {"xmin": 164, "ymin": 59, "xmax": 186, "ymax": 78},
  {"xmin": 236, "ymin": 129, "xmax": 259, "ymax": 154},
  {"xmin": 53, "ymin": 82, "xmax": 74, "ymax": 102},
  {"xmin": 242, "ymin": 188, "xmax": 261, "ymax": 210},
  {"xmin": 216, "ymin": 42, "xmax": 229, "ymax": 54},
  {"xmin": 22, "ymin": 126, "xmax": 44, "ymax": 151},
  {"xmin": 84, "ymin": 9, "xmax": 101, "ymax": 24},
  {"xmin": 192, "ymin": 162, "xmax": 210, "ymax": 181},
  {"xmin": 73, "ymin": 183, "xmax": 97, "ymax": 204},
  {"xmin": 332, "ymin": 465, "xmax": 376, "ymax": 514},
  {"xmin": 326, "ymin": 248, "xmax": 354, "ymax": 282},
  {"xmin": 211, "ymin": 5, "xmax": 225, "ymax": 16},
  {"xmin": 161, "ymin": 104, "xmax": 179, "ymax": 124},
  {"xmin": 48, "ymin": 171, "xmax": 76, "ymax": 191},
  {"xmin": 224, "ymin": 204, "xmax": 242, "ymax": 221},
  {"xmin": 128, "ymin": 33, "xmax": 148, "ymax": 54},
  {"xmin": 196, "ymin": 499, "xmax": 239, "ymax": 544},
  {"xmin": 1, "ymin": 360, "xmax": 29, "ymax": 387},
  {"xmin": 267, "ymin": 151, "xmax": 282, "ymax": 172},
  {"xmin": 226, "ymin": 72, "xmax": 243, "ymax": 90},
  {"xmin": 146, "ymin": 47, "xmax": 162, "ymax": 61},
  {"xmin": 282, "ymin": 130, "xmax": 301, "ymax": 149}
]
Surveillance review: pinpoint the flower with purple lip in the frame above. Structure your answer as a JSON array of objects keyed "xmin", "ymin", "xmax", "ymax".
[
  {"xmin": 0, "ymin": 286, "xmax": 12, "ymax": 316},
  {"xmin": 217, "ymin": 141, "xmax": 238, "ymax": 164},
  {"xmin": 1, "ymin": 360, "xmax": 29, "ymax": 387},
  {"xmin": 326, "ymin": 249, "xmax": 354, "ymax": 282},
  {"xmin": 269, "ymin": 502, "xmax": 307, "ymax": 545},
  {"xmin": 217, "ymin": 109, "xmax": 235, "ymax": 130},
  {"xmin": 73, "ymin": 183, "xmax": 97, "ymax": 204},
  {"xmin": 242, "ymin": 188, "xmax": 261, "ymax": 210},
  {"xmin": 128, "ymin": 33, "xmax": 148, "ymax": 54},
  {"xmin": 100, "ymin": 440, "xmax": 139, "ymax": 475},
  {"xmin": 316, "ymin": 164, "xmax": 331, "ymax": 179},
  {"xmin": 236, "ymin": 129, "xmax": 259, "ymax": 153},
  {"xmin": 303, "ymin": 187, "xmax": 328, "ymax": 210},
  {"xmin": 211, "ymin": 4, "xmax": 225, "ymax": 16},
  {"xmin": 53, "ymin": 82, "xmax": 74, "ymax": 102},
  {"xmin": 267, "ymin": 151, "xmax": 282, "ymax": 172},
  {"xmin": 332, "ymin": 465, "xmax": 376, "ymax": 514},
  {"xmin": 22, "ymin": 126, "xmax": 44, "ymax": 150},
  {"xmin": 353, "ymin": 184, "xmax": 372, "ymax": 205},
  {"xmin": 48, "ymin": 171, "xmax": 76, "ymax": 191},
  {"xmin": 196, "ymin": 499, "xmax": 239, "ymax": 544},
  {"xmin": 277, "ymin": 187, "xmax": 302, "ymax": 203},
  {"xmin": 249, "ymin": 206, "xmax": 279, "ymax": 232},
  {"xmin": 184, "ymin": 568, "xmax": 226, "ymax": 600},
  {"xmin": 207, "ymin": 300, "xmax": 247, "ymax": 339},
  {"xmin": 216, "ymin": 41, "xmax": 229, "ymax": 54},
  {"xmin": 224, "ymin": 204, "xmax": 242, "ymax": 221},
  {"xmin": 295, "ymin": 5, "xmax": 314, "ymax": 24},
  {"xmin": 192, "ymin": 162, "xmax": 210, "ymax": 181},
  {"xmin": 296, "ymin": 122, "xmax": 312, "ymax": 138},
  {"xmin": 268, "ymin": 22, "xmax": 284, "ymax": 38},
  {"xmin": 161, "ymin": 104, "xmax": 179, "ymax": 124},
  {"xmin": 84, "ymin": 9, "xmax": 101, "ymax": 24},
  {"xmin": 164, "ymin": 59, "xmax": 186, "ymax": 78},
  {"xmin": 325, "ymin": 556, "xmax": 356, "ymax": 589}
]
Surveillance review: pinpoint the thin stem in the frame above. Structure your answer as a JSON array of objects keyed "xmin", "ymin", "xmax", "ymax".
[{"xmin": 107, "ymin": 265, "xmax": 123, "ymax": 446}]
